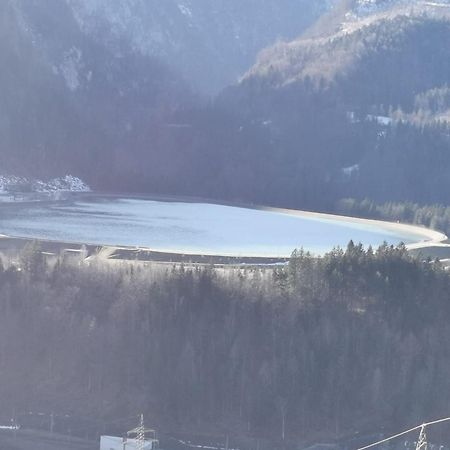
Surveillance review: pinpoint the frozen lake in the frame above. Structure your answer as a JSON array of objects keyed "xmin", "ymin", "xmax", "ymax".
[{"xmin": 0, "ymin": 196, "xmax": 434, "ymax": 257}]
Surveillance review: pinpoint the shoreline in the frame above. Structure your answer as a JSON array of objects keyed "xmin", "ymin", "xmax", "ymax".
[
  {"xmin": 0, "ymin": 236, "xmax": 289, "ymax": 266},
  {"xmin": 261, "ymin": 206, "xmax": 447, "ymax": 248}
]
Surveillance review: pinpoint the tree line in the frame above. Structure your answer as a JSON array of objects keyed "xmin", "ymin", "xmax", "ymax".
[
  {"xmin": 1, "ymin": 242, "xmax": 450, "ymax": 445},
  {"xmin": 336, "ymin": 197, "xmax": 450, "ymax": 236}
]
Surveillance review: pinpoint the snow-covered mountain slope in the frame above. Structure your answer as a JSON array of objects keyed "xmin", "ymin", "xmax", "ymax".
[{"xmin": 66, "ymin": 0, "xmax": 334, "ymax": 94}]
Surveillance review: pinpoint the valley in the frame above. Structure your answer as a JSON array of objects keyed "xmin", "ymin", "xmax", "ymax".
[{"xmin": 0, "ymin": 1, "xmax": 450, "ymax": 448}]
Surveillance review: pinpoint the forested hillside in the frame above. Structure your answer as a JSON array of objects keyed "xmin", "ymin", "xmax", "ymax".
[
  {"xmin": 0, "ymin": 0, "xmax": 330, "ymax": 193},
  {"xmin": 244, "ymin": 15, "xmax": 450, "ymax": 111},
  {"xmin": 215, "ymin": 10, "xmax": 450, "ymax": 208},
  {"xmin": 1, "ymin": 1, "xmax": 450, "ymax": 212},
  {"xmin": 67, "ymin": 0, "xmax": 332, "ymax": 94},
  {"xmin": 0, "ymin": 0, "xmax": 191, "ymax": 182},
  {"xmin": 2, "ymin": 243, "xmax": 450, "ymax": 441},
  {"xmin": 96, "ymin": 8, "xmax": 450, "ymax": 207}
]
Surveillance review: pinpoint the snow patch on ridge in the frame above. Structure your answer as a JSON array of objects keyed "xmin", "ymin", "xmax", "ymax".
[
  {"xmin": 0, "ymin": 175, "xmax": 90, "ymax": 194},
  {"xmin": 36, "ymin": 175, "xmax": 91, "ymax": 193},
  {"xmin": 60, "ymin": 47, "xmax": 84, "ymax": 91}
]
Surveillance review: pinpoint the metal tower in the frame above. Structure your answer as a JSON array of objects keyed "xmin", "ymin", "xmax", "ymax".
[
  {"xmin": 357, "ymin": 417, "xmax": 450, "ymax": 450},
  {"xmin": 415, "ymin": 424, "xmax": 428, "ymax": 450},
  {"xmin": 127, "ymin": 414, "xmax": 157, "ymax": 450}
]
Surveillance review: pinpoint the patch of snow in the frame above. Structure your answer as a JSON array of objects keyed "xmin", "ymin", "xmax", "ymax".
[
  {"xmin": 342, "ymin": 164, "xmax": 360, "ymax": 176},
  {"xmin": 436, "ymin": 110, "xmax": 450, "ymax": 123},
  {"xmin": 37, "ymin": 175, "xmax": 91, "ymax": 193},
  {"xmin": 178, "ymin": 4, "xmax": 193, "ymax": 17},
  {"xmin": 175, "ymin": 438, "xmax": 239, "ymax": 450},
  {"xmin": 367, "ymin": 114, "xmax": 393, "ymax": 126},
  {"xmin": 346, "ymin": 111, "xmax": 360, "ymax": 123},
  {"xmin": 0, "ymin": 175, "xmax": 90, "ymax": 197},
  {"xmin": 60, "ymin": 47, "xmax": 83, "ymax": 91},
  {"xmin": 425, "ymin": 1, "xmax": 450, "ymax": 6},
  {"xmin": 12, "ymin": 3, "xmax": 41, "ymax": 47}
]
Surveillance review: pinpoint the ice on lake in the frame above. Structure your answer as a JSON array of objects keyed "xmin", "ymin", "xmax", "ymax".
[{"xmin": 0, "ymin": 196, "xmax": 430, "ymax": 257}]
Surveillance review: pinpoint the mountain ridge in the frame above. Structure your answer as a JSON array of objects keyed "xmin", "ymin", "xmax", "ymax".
[
  {"xmin": 1, "ymin": 0, "xmax": 450, "ymax": 209},
  {"xmin": 66, "ymin": 0, "xmax": 334, "ymax": 94}
]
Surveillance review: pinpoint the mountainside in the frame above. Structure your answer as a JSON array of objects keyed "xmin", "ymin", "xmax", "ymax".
[
  {"xmin": 0, "ymin": 0, "xmax": 190, "ymax": 182},
  {"xmin": 0, "ymin": 0, "xmax": 336, "ymax": 187},
  {"xmin": 1, "ymin": 0, "xmax": 450, "ymax": 210},
  {"xmin": 241, "ymin": 15, "xmax": 450, "ymax": 116},
  {"xmin": 67, "ymin": 0, "xmax": 333, "ymax": 94},
  {"xmin": 212, "ymin": 2, "xmax": 450, "ymax": 207},
  {"xmin": 244, "ymin": 1, "xmax": 450, "ymax": 103}
]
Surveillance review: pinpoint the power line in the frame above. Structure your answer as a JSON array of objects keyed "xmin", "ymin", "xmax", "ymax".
[{"xmin": 357, "ymin": 417, "xmax": 450, "ymax": 450}]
